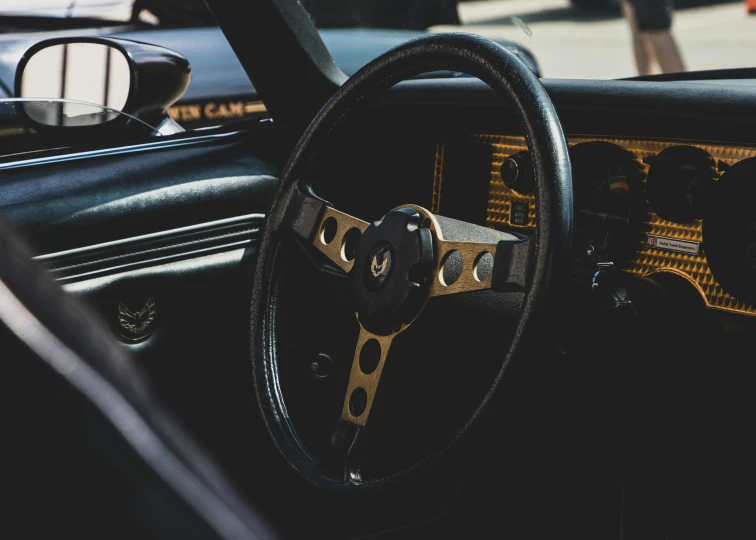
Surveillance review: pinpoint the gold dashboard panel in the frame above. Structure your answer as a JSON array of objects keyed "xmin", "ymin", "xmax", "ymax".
[{"xmin": 432, "ymin": 134, "xmax": 756, "ymax": 317}]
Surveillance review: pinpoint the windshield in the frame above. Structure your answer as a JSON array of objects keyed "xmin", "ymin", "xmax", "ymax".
[{"xmin": 3, "ymin": 1, "xmax": 754, "ymax": 82}]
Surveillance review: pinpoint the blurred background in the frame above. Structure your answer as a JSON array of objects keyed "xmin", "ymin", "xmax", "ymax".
[
  {"xmin": 447, "ymin": 0, "xmax": 756, "ymax": 78},
  {"xmin": 3, "ymin": 0, "xmax": 754, "ymax": 79},
  {"xmin": 3, "ymin": 0, "xmax": 754, "ymax": 134}
]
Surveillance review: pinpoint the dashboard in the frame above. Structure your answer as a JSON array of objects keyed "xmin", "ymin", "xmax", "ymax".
[{"xmin": 433, "ymin": 134, "xmax": 756, "ymax": 317}]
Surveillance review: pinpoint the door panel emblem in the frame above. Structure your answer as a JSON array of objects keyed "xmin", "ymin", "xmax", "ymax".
[{"xmin": 117, "ymin": 297, "xmax": 156, "ymax": 340}]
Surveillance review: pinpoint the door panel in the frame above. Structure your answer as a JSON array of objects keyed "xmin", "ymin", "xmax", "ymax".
[
  {"xmin": 0, "ymin": 132, "xmax": 278, "ymax": 253},
  {"xmin": 0, "ymin": 128, "xmax": 280, "ymax": 476}
]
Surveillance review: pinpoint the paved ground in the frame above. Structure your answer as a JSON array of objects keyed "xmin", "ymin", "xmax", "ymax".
[{"xmin": 431, "ymin": 0, "xmax": 756, "ymax": 79}]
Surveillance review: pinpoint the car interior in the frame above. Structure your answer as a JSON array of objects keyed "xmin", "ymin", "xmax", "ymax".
[{"xmin": 3, "ymin": 0, "xmax": 756, "ymax": 538}]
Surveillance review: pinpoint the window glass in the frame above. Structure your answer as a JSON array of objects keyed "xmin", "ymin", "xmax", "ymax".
[
  {"xmin": 0, "ymin": 1, "xmax": 266, "ymax": 132},
  {"xmin": 0, "ymin": 98, "xmax": 157, "ymax": 161},
  {"xmin": 301, "ymin": 0, "xmax": 756, "ymax": 80},
  {"xmin": 2, "ymin": 0, "xmax": 753, "ymax": 140}
]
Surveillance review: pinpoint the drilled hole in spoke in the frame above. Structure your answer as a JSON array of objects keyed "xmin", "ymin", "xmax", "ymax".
[
  {"xmin": 359, "ymin": 339, "xmax": 381, "ymax": 374},
  {"xmin": 341, "ymin": 227, "xmax": 361, "ymax": 262},
  {"xmin": 349, "ymin": 388, "xmax": 368, "ymax": 417},
  {"xmin": 320, "ymin": 217, "xmax": 337, "ymax": 245},
  {"xmin": 439, "ymin": 250, "xmax": 463, "ymax": 286},
  {"xmin": 473, "ymin": 252, "xmax": 494, "ymax": 282}
]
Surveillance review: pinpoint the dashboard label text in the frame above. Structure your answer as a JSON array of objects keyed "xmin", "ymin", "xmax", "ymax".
[{"xmin": 646, "ymin": 235, "xmax": 700, "ymax": 256}]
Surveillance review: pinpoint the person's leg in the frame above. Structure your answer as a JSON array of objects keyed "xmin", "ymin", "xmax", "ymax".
[
  {"xmin": 648, "ymin": 30, "xmax": 686, "ymax": 73},
  {"xmin": 621, "ymin": 0, "xmax": 656, "ymax": 75},
  {"xmin": 632, "ymin": 0, "xmax": 686, "ymax": 74}
]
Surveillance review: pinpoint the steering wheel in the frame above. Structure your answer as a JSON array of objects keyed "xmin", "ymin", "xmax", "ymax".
[{"xmin": 250, "ymin": 33, "xmax": 573, "ymax": 489}]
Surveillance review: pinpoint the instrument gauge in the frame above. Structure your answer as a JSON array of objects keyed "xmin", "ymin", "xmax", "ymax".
[
  {"xmin": 703, "ymin": 157, "xmax": 756, "ymax": 305},
  {"xmin": 571, "ymin": 142, "xmax": 646, "ymax": 265},
  {"xmin": 647, "ymin": 146, "xmax": 716, "ymax": 223}
]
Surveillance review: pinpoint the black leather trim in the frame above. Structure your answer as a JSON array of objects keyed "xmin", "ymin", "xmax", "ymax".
[
  {"xmin": 36, "ymin": 214, "xmax": 263, "ymax": 282},
  {"xmin": 376, "ymin": 78, "xmax": 756, "ymax": 143},
  {"xmin": 0, "ymin": 137, "xmax": 278, "ymax": 254},
  {"xmin": 274, "ymin": 184, "xmax": 327, "ymax": 241},
  {"xmin": 250, "ymin": 33, "xmax": 573, "ymax": 490},
  {"xmin": 0, "ymin": 130, "xmax": 244, "ymax": 172}
]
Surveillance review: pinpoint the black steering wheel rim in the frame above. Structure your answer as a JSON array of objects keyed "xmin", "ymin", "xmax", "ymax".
[{"xmin": 250, "ymin": 32, "xmax": 573, "ymax": 490}]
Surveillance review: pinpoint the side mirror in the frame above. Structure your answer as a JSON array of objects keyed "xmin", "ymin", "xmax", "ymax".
[{"xmin": 15, "ymin": 37, "xmax": 191, "ymax": 131}]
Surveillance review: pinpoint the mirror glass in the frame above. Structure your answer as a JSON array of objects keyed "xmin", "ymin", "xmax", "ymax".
[{"xmin": 19, "ymin": 43, "xmax": 131, "ymax": 125}]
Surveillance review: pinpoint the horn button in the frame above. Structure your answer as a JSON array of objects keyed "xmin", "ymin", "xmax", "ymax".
[
  {"xmin": 350, "ymin": 208, "xmax": 434, "ymax": 335},
  {"xmin": 364, "ymin": 243, "xmax": 393, "ymax": 292}
]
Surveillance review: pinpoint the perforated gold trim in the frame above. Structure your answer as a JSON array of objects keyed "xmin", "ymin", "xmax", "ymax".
[{"xmin": 432, "ymin": 135, "xmax": 756, "ymax": 317}]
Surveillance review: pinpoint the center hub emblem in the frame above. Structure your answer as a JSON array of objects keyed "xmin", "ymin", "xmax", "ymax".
[{"xmin": 365, "ymin": 243, "xmax": 392, "ymax": 291}]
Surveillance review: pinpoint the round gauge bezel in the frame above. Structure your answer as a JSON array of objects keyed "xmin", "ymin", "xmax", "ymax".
[
  {"xmin": 570, "ymin": 141, "xmax": 648, "ymax": 265},
  {"xmin": 703, "ymin": 157, "xmax": 756, "ymax": 305},
  {"xmin": 647, "ymin": 145, "xmax": 716, "ymax": 224}
]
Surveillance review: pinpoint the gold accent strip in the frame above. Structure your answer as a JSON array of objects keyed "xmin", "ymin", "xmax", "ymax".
[
  {"xmin": 433, "ymin": 134, "xmax": 756, "ymax": 317},
  {"xmin": 244, "ymin": 101, "xmax": 267, "ymax": 114}
]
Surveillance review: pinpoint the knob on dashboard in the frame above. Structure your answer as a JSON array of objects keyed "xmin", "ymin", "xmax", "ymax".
[
  {"xmin": 703, "ymin": 157, "xmax": 756, "ymax": 304},
  {"xmin": 500, "ymin": 151, "xmax": 533, "ymax": 194}
]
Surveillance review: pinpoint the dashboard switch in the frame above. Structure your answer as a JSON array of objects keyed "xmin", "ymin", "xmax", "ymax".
[{"xmin": 500, "ymin": 151, "xmax": 534, "ymax": 194}]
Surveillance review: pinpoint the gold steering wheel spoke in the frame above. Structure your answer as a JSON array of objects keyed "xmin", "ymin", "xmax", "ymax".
[
  {"xmin": 311, "ymin": 204, "xmax": 530, "ymax": 429},
  {"xmin": 428, "ymin": 238, "xmax": 500, "ymax": 297},
  {"xmin": 311, "ymin": 206, "xmax": 370, "ymax": 273},
  {"xmin": 340, "ymin": 324, "xmax": 395, "ymax": 427}
]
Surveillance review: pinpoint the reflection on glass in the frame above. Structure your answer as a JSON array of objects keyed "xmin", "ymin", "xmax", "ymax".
[
  {"xmin": 20, "ymin": 43, "xmax": 131, "ymax": 122},
  {"xmin": 22, "ymin": 100, "xmax": 122, "ymax": 127},
  {"xmin": 0, "ymin": 98, "xmax": 158, "ymax": 158}
]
